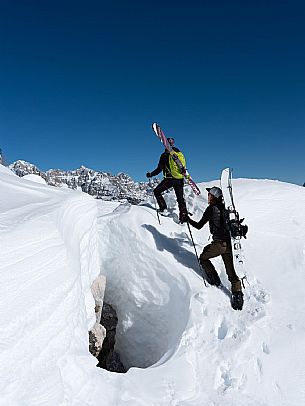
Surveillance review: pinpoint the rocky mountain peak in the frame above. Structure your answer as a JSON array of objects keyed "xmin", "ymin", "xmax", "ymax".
[{"xmin": 9, "ymin": 160, "xmax": 158, "ymax": 204}]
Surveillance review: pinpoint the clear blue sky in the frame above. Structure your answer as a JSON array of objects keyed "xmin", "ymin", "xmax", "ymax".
[{"xmin": 0, "ymin": 0, "xmax": 304, "ymax": 185}]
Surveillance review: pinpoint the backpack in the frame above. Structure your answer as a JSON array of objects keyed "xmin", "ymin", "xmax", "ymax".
[
  {"xmin": 223, "ymin": 208, "xmax": 248, "ymax": 239},
  {"xmin": 168, "ymin": 151, "xmax": 186, "ymax": 179}
]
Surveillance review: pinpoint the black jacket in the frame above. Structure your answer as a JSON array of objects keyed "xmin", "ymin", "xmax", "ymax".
[
  {"xmin": 150, "ymin": 147, "xmax": 180, "ymax": 178},
  {"xmin": 188, "ymin": 202, "xmax": 230, "ymax": 241}
]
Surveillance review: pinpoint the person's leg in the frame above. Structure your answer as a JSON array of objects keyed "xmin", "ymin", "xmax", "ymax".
[
  {"xmin": 221, "ymin": 242, "xmax": 242, "ymax": 293},
  {"xmin": 221, "ymin": 242, "xmax": 244, "ymax": 310},
  {"xmin": 153, "ymin": 179, "xmax": 171, "ymax": 211},
  {"xmin": 173, "ymin": 179, "xmax": 187, "ymax": 222},
  {"xmin": 200, "ymin": 241, "xmax": 224, "ymax": 286}
]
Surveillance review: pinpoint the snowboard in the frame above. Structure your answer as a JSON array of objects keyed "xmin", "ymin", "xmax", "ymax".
[{"xmin": 220, "ymin": 168, "xmax": 247, "ymax": 310}]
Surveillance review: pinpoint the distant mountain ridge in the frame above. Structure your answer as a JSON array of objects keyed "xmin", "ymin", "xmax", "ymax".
[{"xmin": 9, "ymin": 160, "xmax": 158, "ymax": 204}]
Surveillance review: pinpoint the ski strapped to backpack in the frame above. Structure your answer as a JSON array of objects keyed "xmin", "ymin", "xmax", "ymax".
[{"xmin": 152, "ymin": 123, "xmax": 201, "ymax": 195}]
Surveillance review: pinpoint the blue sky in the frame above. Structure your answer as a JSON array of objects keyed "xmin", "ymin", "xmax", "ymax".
[{"xmin": 0, "ymin": 0, "xmax": 304, "ymax": 185}]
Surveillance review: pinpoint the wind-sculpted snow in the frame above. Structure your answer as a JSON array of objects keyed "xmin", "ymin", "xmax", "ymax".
[
  {"xmin": 0, "ymin": 165, "xmax": 101, "ymax": 405},
  {"xmin": 1, "ymin": 163, "xmax": 305, "ymax": 405}
]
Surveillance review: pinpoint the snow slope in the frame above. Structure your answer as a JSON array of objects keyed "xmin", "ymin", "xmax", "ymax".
[{"xmin": 1, "ymin": 163, "xmax": 305, "ymax": 405}]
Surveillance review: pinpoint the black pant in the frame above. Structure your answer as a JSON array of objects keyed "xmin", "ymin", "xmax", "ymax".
[{"xmin": 154, "ymin": 178, "xmax": 185, "ymax": 211}]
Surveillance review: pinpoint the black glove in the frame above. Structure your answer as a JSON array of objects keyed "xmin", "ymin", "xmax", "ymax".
[{"xmin": 146, "ymin": 172, "xmax": 152, "ymax": 178}]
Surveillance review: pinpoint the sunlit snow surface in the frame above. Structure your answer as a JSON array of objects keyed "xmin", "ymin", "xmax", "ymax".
[{"xmin": 1, "ymin": 164, "xmax": 305, "ymax": 406}]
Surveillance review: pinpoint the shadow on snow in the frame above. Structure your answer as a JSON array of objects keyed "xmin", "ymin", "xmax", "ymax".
[{"xmin": 142, "ymin": 224, "xmax": 202, "ymax": 277}]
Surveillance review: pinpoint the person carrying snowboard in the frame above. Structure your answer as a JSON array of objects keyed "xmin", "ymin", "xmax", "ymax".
[
  {"xmin": 187, "ymin": 186, "xmax": 243, "ymax": 310},
  {"xmin": 146, "ymin": 137, "xmax": 188, "ymax": 223}
]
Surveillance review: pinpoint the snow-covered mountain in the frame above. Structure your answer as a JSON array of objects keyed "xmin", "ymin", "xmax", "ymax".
[
  {"xmin": 1, "ymin": 163, "xmax": 305, "ymax": 405},
  {"xmin": 9, "ymin": 160, "xmax": 158, "ymax": 204}
]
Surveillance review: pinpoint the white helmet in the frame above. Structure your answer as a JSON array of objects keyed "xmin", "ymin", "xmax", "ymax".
[{"xmin": 206, "ymin": 186, "xmax": 222, "ymax": 198}]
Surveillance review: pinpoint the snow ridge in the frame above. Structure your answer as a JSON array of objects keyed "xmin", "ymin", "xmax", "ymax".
[{"xmin": 1, "ymin": 163, "xmax": 305, "ymax": 406}]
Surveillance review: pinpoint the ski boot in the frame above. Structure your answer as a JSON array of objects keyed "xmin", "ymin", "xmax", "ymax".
[
  {"xmin": 157, "ymin": 208, "xmax": 169, "ymax": 217},
  {"xmin": 179, "ymin": 205, "xmax": 188, "ymax": 224},
  {"xmin": 156, "ymin": 195, "xmax": 167, "ymax": 212},
  {"xmin": 204, "ymin": 270, "xmax": 221, "ymax": 287},
  {"xmin": 231, "ymin": 291, "xmax": 244, "ymax": 311}
]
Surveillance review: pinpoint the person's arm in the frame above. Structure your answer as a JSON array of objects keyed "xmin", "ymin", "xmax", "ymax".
[
  {"xmin": 147, "ymin": 153, "xmax": 167, "ymax": 177},
  {"xmin": 188, "ymin": 206, "xmax": 212, "ymax": 230}
]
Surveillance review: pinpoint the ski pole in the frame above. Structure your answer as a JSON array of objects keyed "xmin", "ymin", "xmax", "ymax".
[
  {"xmin": 186, "ymin": 220, "xmax": 207, "ymax": 287},
  {"xmin": 149, "ymin": 178, "xmax": 161, "ymax": 225}
]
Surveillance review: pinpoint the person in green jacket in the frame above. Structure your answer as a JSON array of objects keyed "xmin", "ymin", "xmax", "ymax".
[{"xmin": 146, "ymin": 137, "xmax": 188, "ymax": 223}]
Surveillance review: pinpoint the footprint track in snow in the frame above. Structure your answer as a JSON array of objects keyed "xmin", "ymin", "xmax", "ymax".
[
  {"xmin": 217, "ymin": 318, "xmax": 228, "ymax": 340},
  {"xmin": 262, "ymin": 342, "xmax": 270, "ymax": 354}
]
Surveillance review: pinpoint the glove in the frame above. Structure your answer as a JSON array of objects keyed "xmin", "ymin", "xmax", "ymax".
[{"xmin": 146, "ymin": 172, "xmax": 152, "ymax": 178}]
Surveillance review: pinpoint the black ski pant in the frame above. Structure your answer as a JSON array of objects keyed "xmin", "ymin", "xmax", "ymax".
[
  {"xmin": 200, "ymin": 240, "xmax": 242, "ymax": 293},
  {"xmin": 153, "ymin": 178, "xmax": 186, "ymax": 212}
]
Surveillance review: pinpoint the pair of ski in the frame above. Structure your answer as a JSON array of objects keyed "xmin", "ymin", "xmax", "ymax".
[{"xmin": 152, "ymin": 123, "xmax": 201, "ymax": 196}]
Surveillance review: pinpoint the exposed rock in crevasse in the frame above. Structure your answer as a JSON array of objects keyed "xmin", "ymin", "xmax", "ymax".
[{"xmin": 97, "ymin": 303, "xmax": 126, "ymax": 373}]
